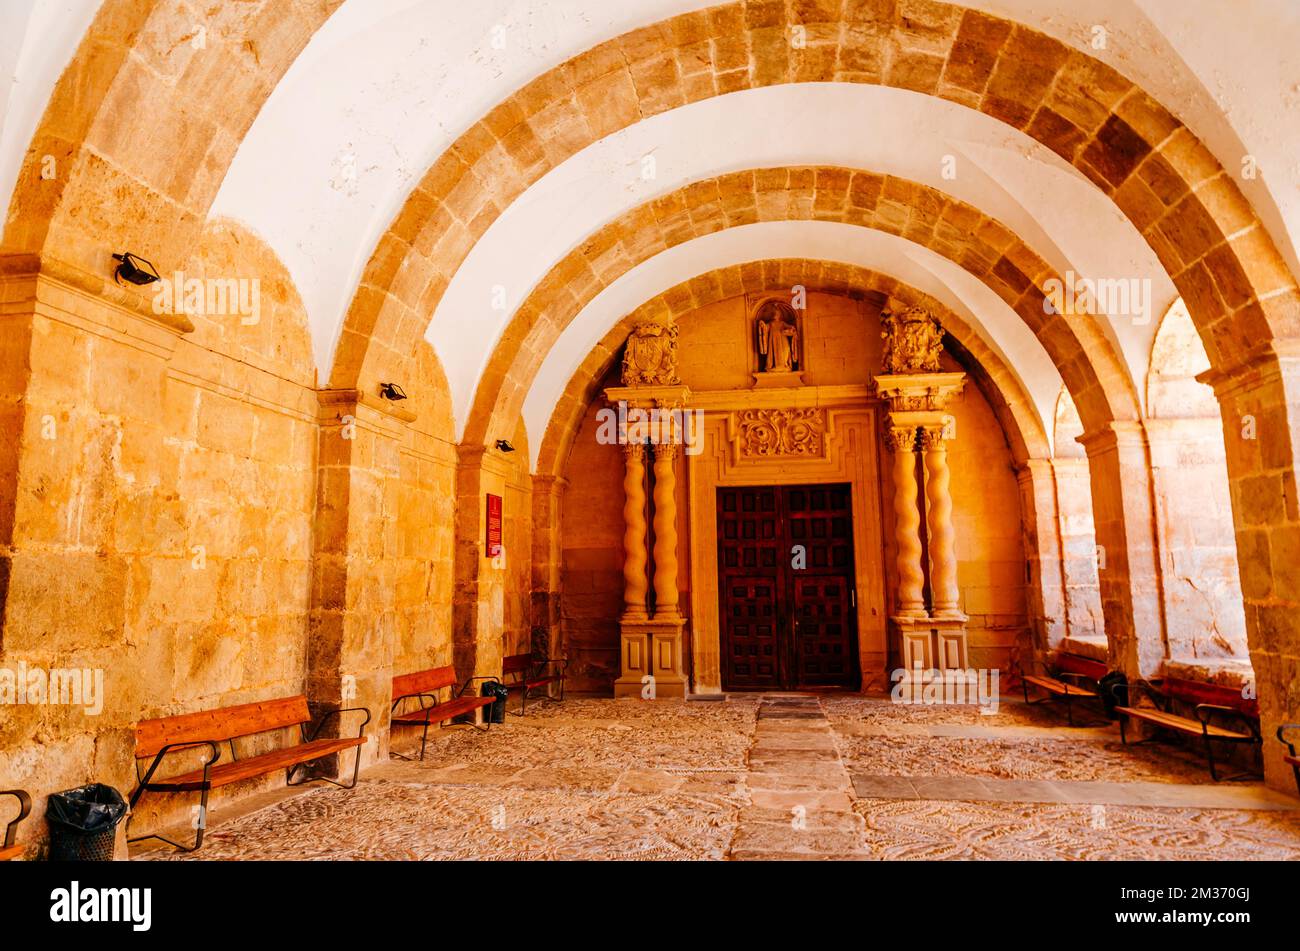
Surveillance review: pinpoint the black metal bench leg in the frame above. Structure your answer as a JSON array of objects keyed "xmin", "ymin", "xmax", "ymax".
[
  {"xmin": 126, "ymin": 784, "xmax": 210, "ymax": 854},
  {"xmin": 1064, "ymin": 692, "xmax": 1074, "ymax": 727},
  {"xmin": 1118, "ymin": 714, "xmax": 1127, "ymax": 745},
  {"xmin": 1203, "ymin": 732, "xmax": 1220, "ymax": 782},
  {"xmin": 420, "ymin": 720, "xmax": 431, "ymax": 761}
]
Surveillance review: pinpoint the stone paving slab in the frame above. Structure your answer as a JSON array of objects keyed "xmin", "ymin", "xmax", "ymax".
[
  {"xmin": 133, "ymin": 694, "xmax": 1300, "ymax": 861},
  {"xmin": 851, "ymin": 772, "xmax": 1300, "ymax": 811}
]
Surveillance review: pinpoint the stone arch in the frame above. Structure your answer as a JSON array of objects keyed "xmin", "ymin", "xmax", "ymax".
[
  {"xmin": 330, "ymin": 1, "xmax": 1298, "ymax": 410},
  {"xmin": 534, "ymin": 259, "xmax": 1049, "ymax": 479},
  {"xmin": 465, "ymin": 167, "xmax": 1136, "ymax": 453},
  {"xmin": 317, "ymin": 13, "xmax": 1300, "ymax": 753},
  {"xmin": 1, "ymin": 0, "xmax": 338, "ymax": 284}
]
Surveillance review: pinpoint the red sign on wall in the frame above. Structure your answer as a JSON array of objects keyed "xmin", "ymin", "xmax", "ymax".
[{"xmin": 486, "ymin": 493, "xmax": 503, "ymax": 558}]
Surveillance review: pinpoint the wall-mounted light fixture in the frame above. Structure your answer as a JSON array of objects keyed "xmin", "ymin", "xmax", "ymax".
[
  {"xmin": 495, "ymin": 439, "xmax": 515, "ymax": 453},
  {"xmin": 378, "ymin": 382, "xmax": 407, "ymax": 401},
  {"xmin": 112, "ymin": 252, "xmax": 160, "ymax": 286}
]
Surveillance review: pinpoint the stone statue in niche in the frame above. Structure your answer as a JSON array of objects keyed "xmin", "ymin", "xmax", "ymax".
[
  {"xmin": 754, "ymin": 299, "xmax": 801, "ymax": 373},
  {"xmin": 880, "ymin": 303, "xmax": 944, "ymax": 374},
  {"xmin": 621, "ymin": 320, "xmax": 680, "ymax": 386}
]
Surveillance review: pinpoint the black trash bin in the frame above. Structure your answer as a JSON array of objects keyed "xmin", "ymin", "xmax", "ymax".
[
  {"xmin": 1099, "ymin": 671, "xmax": 1128, "ymax": 720},
  {"xmin": 481, "ymin": 680, "xmax": 509, "ymax": 724},
  {"xmin": 46, "ymin": 783, "xmax": 127, "ymax": 861}
]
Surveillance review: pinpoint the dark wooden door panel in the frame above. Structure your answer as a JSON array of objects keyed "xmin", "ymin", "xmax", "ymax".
[
  {"xmin": 717, "ymin": 483, "xmax": 858, "ymax": 691},
  {"xmin": 721, "ymin": 575, "xmax": 781, "ymax": 689}
]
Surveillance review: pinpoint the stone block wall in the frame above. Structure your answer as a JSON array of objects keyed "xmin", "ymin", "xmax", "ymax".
[{"xmin": 0, "ymin": 226, "xmax": 468, "ymax": 852}]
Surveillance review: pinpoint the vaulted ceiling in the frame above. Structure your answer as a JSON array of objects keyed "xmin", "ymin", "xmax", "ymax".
[{"xmin": 3, "ymin": 0, "xmax": 1296, "ymax": 465}]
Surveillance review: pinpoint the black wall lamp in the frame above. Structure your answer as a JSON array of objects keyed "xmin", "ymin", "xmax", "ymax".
[
  {"xmin": 495, "ymin": 439, "xmax": 515, "ymax": 453},
  {"xmin": 378, "ymin": 382, "xmax": 407, "ymax": 401},
  {"xmin": 112, "ymin": 252, "xmax": 160, "ymax": 286}
]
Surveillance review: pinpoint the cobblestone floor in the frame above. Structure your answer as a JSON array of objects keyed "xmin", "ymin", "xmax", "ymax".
[{"xmin": 137, "ymin": 694, "xmax": 1300, "ymax": 861}]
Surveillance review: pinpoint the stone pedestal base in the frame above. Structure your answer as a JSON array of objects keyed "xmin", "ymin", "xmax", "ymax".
[
  {"xmin": 752, "ymin": 370, "xmax": 804, "ymax": 388},
  {"xmin": 892, "ymin": 615, "xmax": 969, "ymax": 671},
  {"xmin": 614, "ymin": 616, "xmax": 688, "ymax": 698}
]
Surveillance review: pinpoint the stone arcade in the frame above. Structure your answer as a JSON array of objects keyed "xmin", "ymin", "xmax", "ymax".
[{"xmin": 1, "ymin": 0, "xmax": 1300, "ymax": 861}]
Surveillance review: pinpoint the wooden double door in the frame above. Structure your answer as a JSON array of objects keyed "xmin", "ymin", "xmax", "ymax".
[{"xmin": 716, "ymin": 483, "xmax": 858, "ymax": 691}]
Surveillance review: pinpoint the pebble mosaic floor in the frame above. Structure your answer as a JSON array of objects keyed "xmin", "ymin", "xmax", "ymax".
[{"xmin": 137, "ymin": 693, "xmax": 1300, "ymax": 861}]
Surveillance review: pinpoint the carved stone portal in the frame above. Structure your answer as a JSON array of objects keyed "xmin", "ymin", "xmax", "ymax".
[
  {"xmin": 622, "ymin": 321, "xmax": 680, "ymax": 386},
  {"xmin": 735, "ymin": 408, "xmax": 826, "ymax": 458},
  {"xmin": 881, "ymin": 303, "xmax": 943, "ymax": 374}
]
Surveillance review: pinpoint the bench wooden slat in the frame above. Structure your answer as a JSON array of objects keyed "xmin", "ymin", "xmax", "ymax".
[
  {"xmin": 391, "ymin": 695, "xmax": 493, "ymax": 725},
  {"xmin": 1115, "ymin": 706, "xmax": 1252, "ymax": 740},
  {"xmin": 0, "ymin": 844, "xmax": 22, "ymax": 861},
  {"xmin": 1023, "ymin": 674, "xmax": 1096, "ymax": 698},
  {"xmin": 136, "ymin": 696, "xmax": 311, "ymax": 758},
  {"xmin": 392, "ymin": 665, "xmax": 457, "ymax": 699},
  {"xmin": 146, "ymin": 736, "xmax": 365, "ymax": 790},
  {"xmin": 1158, "ymin": 677, "xmax": 1258, "ymax": 718},
  {"xmin": 1283, "ymin": 753, "xmax": 1300, "ymax": 769},
  {"xmin": 502, "ymin": 653, "xmax": 533, "ymax": 674},
  {"xmin": 1056, "ymin": 653, "xmax": 1107, "ymax": 681}
]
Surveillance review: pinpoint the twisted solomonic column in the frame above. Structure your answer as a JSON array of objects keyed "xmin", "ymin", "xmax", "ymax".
[
  {"xmin": 921, "ymin": 425, "xmax": 961, "ymax": 617},
  {"xmin": 651, "ymin": 441, "xmax": 681, "ymax": 620},
  {"xmin": 621, "ymin": 442, "xmax": 649, "ymax": 619},
  {"xmin": 886, "ymin": 425, "xmax": 926, "ymax": 617}
]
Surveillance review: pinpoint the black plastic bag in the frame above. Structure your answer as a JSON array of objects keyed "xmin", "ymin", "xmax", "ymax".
[{"xmin": 47, "ymin": 783, "xmax": 127, "ymax": 833}]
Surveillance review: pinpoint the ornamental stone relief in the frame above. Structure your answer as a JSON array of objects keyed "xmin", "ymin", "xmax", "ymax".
[
  {"xmin": 735, "ymin": 408, "xmax": 826, "ymax": 458},
  {"xmin": 880, "ymin": 303, "xmax": 944, "ymax": 374},
  {"xmin": 622, "ymin": 321, "xmax": 680, "ymax": 386}
]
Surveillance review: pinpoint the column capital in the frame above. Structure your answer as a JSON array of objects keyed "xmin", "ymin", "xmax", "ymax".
[
  {"xmin": 918, "ymin": 425, "xmax": 948, "ymax": 451},
  {"xmin": 1195, "ymin": 338, "xmax": 1300, "ymax": 400},
  {"xmin": 873, "ymin": 371, "xmax": 966, "ymax": 413},
  {"xmin": 653, "ymin": 441, "xmax": 680, "ymax": 462},
  {"xmin": 1075, "ymin": 419, "xmax": 1148, "ymax": 457},
  {"xmin": 622, "ymin": 441, "xmax": 646, "ymax": 460},
  {"xmin": 884, "ymin": 425, "xmax": 918, "ymax": 453}
]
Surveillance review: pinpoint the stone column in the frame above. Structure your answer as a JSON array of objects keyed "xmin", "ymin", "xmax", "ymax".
[
  {"xmin": 1016, "ymin": 459, "xmax": 1068, "ymax": 655},
  {"xmin": 1076, "ymin": 421, "xmax": 1165, "ymax": 679},
  {"xmin": 621, "ymin": 443, "xmax": 649, "ymax": 619},
  {"xmin": 651, "ymin": 441, "xmax": 681, "ymax": 620},
  {"xmin": 648, "ymin": 439, "xmax": 687, "ymax": 695},
  {"xmin": 885, "ymin": 425, "xmax": 926, "ymax": 617},
  {"xmin": 921, "ymin": 425, "xmax": 960, "ymax": 616},
  {"xmin": 875, "ymin": 364, "xmax": 968, "ymax": 671}
]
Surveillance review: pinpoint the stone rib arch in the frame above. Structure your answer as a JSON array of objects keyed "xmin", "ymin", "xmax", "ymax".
[
  {"xmin": 534, "ymin": 258, "xmax": 1050, "ymax": 479},
  {"xmin": 465, "ymin": 166, "xmax": 1136, "ymax": 452},
  {"xmin": 2, "ymin": 0, "xmax": 340, "ymax": 278},
  {"xmin": 328, "ymin": 1, "xmax": 1298, "ymax": 405}
]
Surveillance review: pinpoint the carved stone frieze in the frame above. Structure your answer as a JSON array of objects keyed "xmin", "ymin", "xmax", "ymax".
[{"xmin": 735, "ymin": 408, "xmax": 826, "ymax": 458}]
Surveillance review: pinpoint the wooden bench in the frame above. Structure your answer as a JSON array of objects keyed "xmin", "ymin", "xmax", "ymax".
[
  {"xmin": 1116, "ymin": 677, "xmax": 1260, "ymax": 780},
  {"xmin": 390, "ymin": 666, "xmax": 498, "ymax": 760},
  {"xmin": 128, "ymin": 695, "xmax": 371, "ymax": 852},
  {"xmin": 1020, "ymin": 652, "xmax": 1108, "ymax": 725},
  {"xmin": 0, "ymin": 790, "xmax": 31, "ymax": 861},
  {"xmin": 501, "ymin": 652, "xmax": 567, "ymax": 715},
  {"xmin": 1274, "ymin": 724, "xmax": 1300, "ymax": 796}
]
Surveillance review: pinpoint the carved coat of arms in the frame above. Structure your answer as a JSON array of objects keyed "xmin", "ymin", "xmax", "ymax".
[
  {"xmin": 622, "ymin": 321, "xmax": 679, "ymax": 386},
  {"xmin": 880, "ymin": 304, "xmax": 944, "ymax": 374}
]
